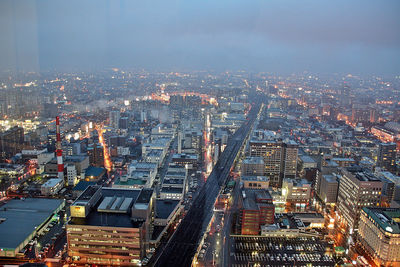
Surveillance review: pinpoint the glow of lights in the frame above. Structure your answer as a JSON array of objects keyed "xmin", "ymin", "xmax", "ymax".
[
  {"xmin": 386, "ymin": 226, "xmax": 393, "ymax": 232},
  {"xmin": 66, "ymin": 134, "xmax": 72, "ymax": 140},
  {"xmin": 74, "ymin": 133, "xmax": 80, "ymax": 140},
  {"xmin": 328, "ymin": 224, "xmax": 334, "ymax": 229},
  {"xmin": 89, "ymin": 122, "xmax": 93, "ymax": 129},
  {"xmin": 124, "ymin": 100, "xmax": 130, "ymax": 106}
]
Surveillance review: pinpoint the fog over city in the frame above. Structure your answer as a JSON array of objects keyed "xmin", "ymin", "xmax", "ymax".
[
  {"xmin": 0, "ymin": 1, "xmax": 400, "ymax": 267},
  {"xmin": 1, "ymin": 0, "xmax": 399, "ymax": 74}
]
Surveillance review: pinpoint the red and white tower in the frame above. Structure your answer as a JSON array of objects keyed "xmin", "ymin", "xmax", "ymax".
[{"xmin": 56, "ymin": 116, "xmax": 64, "ymax": 181}]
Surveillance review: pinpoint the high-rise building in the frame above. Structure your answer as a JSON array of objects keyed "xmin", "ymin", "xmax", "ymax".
[
  {"xmin": 351, "ymin": 104, "xmax": 370, "ymax": 124},
  {"xmin": 109, "ymin": 110, "xmax": 120, "ymax": 129},
  {"xmin": 0, "ymin": 126, "xmax": 24, "ymax": 161},
  {"xmin": 87, "ymin": 143, "xmax": 104, "ymax": 167},
  {"xmin": 358, "ymin": 208, "xmax": 400, "ymax": 267},
  {"xmin": 377, "ymin": 142, "xmax": 397, "ymax": 173},
  {"xmin": 337, "ymin": 167, "xmax": 383, "ymax": 231},
  {"xmin": 250, "ymin": 140, "xmax": 283, "ymax": 187},
  {"xmin": 283, "ymin": 141, "xmax": 298, "ymax": 179},
  {"xmin": 249, "ymin": 140, "xmax": 298, "ymax": 187},
  {"xmin": 317, "ymin": 174, "xmax": 339, "ymax": 205}
]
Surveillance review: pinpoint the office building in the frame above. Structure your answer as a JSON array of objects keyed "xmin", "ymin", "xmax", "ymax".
[
  {"xmin": 358, "ymin": 208, "xmax": 400, "ymax": 267},
  {"xmin": 87, "ymin": 143, "xmax": 104, "ymax": 167},
  {"xmin": 249, "ymin": 140, "xmax": 283, "ymax": 187},
  {"xmin": 317, "ymin": 174, "xmax": 339, "ymax": 205},
  {"xmin": 377, "ymin": 143, "xmax": 397, "ymax": 173},
  {"xmin": 0, "ymin": 126, "xmax": 24, "ymax": 161},
  {"xmin": 67, "ymin": 186, "xmax": 154, "ymax": 266},
  {"xmin": 109, "ymin": 110, "xmax": 120, "ymax": 129},
  {"xmin": 283, "ymin": 141, "xmax": 298, "ymax": 179},
  {"xmin": 241, "ymin": 157, "xmax": 265, "ymax": 176},
  {"xmin": 240, "ymin": 189, "xmax": 275, "ymax": 235},
  {"xmin": 41, "ymin": 178, "xmax": 64, "ymax": 196},
  {"xmin": 282, "ymin": 179, "xmax": 312, "ymax": 207},
  {"xmin": 337, "ymin": 167, "xmax": 383, "ymax": 231},
  {"xmin": 249, "ymin": 140, "xmax": 298, "ymax": 187},
  {"xmin": 241, "ymin": 176, "xmax": 270, "ymax": 189}
]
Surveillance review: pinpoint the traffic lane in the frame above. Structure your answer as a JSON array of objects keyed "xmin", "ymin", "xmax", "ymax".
[{"xmin": 155, "ymin": 104, "xmax": 260, "ymax": 266}]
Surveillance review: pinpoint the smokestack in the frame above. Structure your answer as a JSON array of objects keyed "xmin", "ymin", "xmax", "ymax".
[{"xmin": 56, "ymin": 116, "xmax": 64, "ymax": 182}]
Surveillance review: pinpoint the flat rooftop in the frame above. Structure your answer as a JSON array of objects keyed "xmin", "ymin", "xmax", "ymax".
[
  {"xmin": 241, "ymin": 176, "xmax": 269, "ymax": 182},
  {"xmin": 242, "ymin": 189, "xmax": 273, "ymax": 210},
  {"xmin": 70, "ymin": 188, "xmax": 143, "ymax": 228},
  {"xmin": 155, "ymin": 199, "xmax": 180, "ymax": 219},
  {"xmin": 0, "ymin": 198, "xmax": 64, "ymax": 249}
]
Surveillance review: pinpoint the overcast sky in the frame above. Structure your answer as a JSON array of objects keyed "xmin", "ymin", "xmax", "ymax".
[{"xmin": 1, "ymin": 0, "xmax": 399, "ymax": 74}]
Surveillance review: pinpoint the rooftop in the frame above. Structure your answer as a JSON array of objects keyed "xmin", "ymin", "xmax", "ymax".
[
  {"xmin": 241, "ymin": 176, "xmax": 269, "ymax": 182},
  {"xmin": 85, "ymin": 166, "xmax": 106, "ymax": 178},
  {"xmin": 0, "ymin": 198, "xmax": 64, "ymax": 249},
  {"xmin": 363, "ymin": 207, "xmax": 400, "ymax": 234},
  {"xmin": 242, "ymin": 189, "xmax": 273, "ymax": 210},
  {"xmin": 72, "ymin": 181, "xmax": 97, "ymax": 192},
  {"xmin": 41, "ymin": 178, "xmax": 63, "ymax": 188},
  {"xmin": 155, "ymin": 199, "xmax": 180, "ymax": 219},
  {"xmin": 70, "ymin": 188, "xmax": 144, "ymax": 228}
]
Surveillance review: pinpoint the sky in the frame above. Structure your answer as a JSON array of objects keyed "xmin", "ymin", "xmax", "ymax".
[{"xmin": 0, "ymin": 0, "xmax": 399, "ymax": 74}]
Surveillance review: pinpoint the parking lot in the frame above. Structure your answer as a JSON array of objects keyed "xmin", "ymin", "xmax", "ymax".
[{"xmin": 230, "ymin": 236, "xmax": 335, "ymax": 266}]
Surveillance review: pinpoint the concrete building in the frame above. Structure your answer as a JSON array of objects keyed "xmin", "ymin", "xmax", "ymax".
[
  {"xmin": 67, "ymin": 164, "xmax": 78, "ymax": 186},
  {"xmin": 67, "ymin": 186, "xmax": 154, "ymax": 266},
  {"xmin": 41, "ymin": 178, "xmax": 64, "ymax": 196},
  {"xmin": 87, "ymin": 143, "xmax": 104, "ymax": 167},
  {"xmin": 249, "ymin": 140, "xmax": 283, "ymax": 187},
  {"xmin": 249, "ymin": 140, "xmax": 298, "ymax": 187},
  {"xmin": 241, "ymin": 176, "xmax": 270, "ymax": 189},
  {"xmin": 0, "ymin": 198, "xmax": 64, "ymax": 257},
  {"xmin": 240, "ymin": 189, "xmax": 275, "ymax": 235},
  {"xmin": 377, "ymin": 142, "xmax": 397, "ymax": 173},
  {"xmin": 282, "ymin": 179, "xmax": 311, "ymax": 207},
  {"xmin": 337, "ymin": 167, "xmax": 383, "ymax": 231},
  {"xmin": 283, "ymin": 141, "xmax": 298, "ymax": 179},
  {"xmin": 0, "ymin": 126, "xmax": 24, "ymax": 161},
  {"xmin": 358, "ymin": 208, "xmax": 400, "ymax": 267},
  {"xmin": 109, "ymin": 110, "xmax": 120, "ymax": 129},
  {"xmin": 171, "ymin": 153, "xmax": 198, "ymax": 169},
  {"xmin": 318, "ymin": 174, "xmax": 339, "ymax": 205},
  {"xmin": 241, "ymin": 157, "xmax": 265, "ymax": 176}
]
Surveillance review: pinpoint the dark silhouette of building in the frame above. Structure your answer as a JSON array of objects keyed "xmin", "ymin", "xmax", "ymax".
[
  {"xmin": 377, "ymin": 142, "xmax": 397, "ymax": 173},
  {"xmin": 0, "ymin": 126, "xmax": 24, "ymax": 161}
]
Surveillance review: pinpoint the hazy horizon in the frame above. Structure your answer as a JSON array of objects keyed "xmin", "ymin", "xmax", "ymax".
[{"xmin": 1, "ymin": 0, "xmax": 399, "ymax": 75}]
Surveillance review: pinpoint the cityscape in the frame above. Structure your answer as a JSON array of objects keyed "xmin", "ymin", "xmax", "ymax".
[{"xmin": 1, "ymin": 1, "xmax": 400, "ymax": 267}]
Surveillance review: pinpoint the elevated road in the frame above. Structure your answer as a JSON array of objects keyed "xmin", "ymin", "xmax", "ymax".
[{"xmin": 154, "ymin": 98, "xmax": 263, "ymax": 267}]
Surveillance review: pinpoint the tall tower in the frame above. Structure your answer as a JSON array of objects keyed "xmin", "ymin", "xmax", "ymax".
[
  {"xmin": 56, "ymin": 116, "xmax": 64, "ymax": 182},
  {"xmin": 178, "ymin": 131, "xmax": 182, "ymax": 154}
]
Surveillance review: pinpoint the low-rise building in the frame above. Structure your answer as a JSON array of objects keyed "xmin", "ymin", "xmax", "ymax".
[
  {"xmin": 241, "ymin": 176, "xmax": 270, "ymax": 189},
  {"xmin": 0, "ymin": 198, "xmax": 64, "ymax": 257},
  {"xmin": 41, "ymin": 178, "xmax": 64, "ymax": 196}
]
